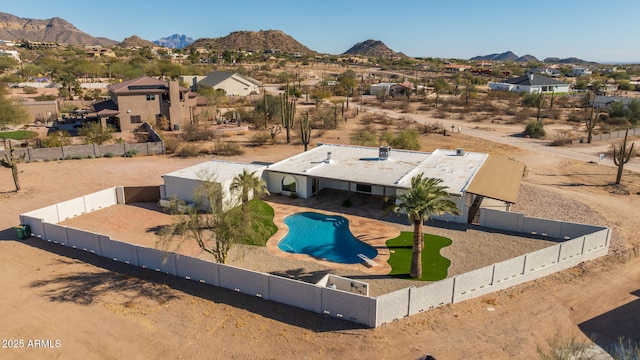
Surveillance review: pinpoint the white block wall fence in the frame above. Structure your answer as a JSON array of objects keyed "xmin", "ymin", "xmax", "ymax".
[{"xmin": 19, "ymin": 188, "xmax": 611, "ymax": 328}]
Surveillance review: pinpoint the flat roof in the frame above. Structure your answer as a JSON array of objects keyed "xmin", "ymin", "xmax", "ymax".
[
  {"xmin": 163, "ymin": 160, "xmax": 266, "ymax": 183},
  {"xmin": 266, "ymin": 144, "xmax": 488, "ymax": 195}
]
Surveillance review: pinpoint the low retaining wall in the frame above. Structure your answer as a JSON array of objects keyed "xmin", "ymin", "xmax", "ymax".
[{"xmin": 19, "ymin": 188, "xmax": 611, "ymax": 328}]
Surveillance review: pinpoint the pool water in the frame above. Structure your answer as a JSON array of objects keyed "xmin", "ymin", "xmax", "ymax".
[{"xmin": 278, "ymin": 212, "xmax": 378, "ymax": 264}]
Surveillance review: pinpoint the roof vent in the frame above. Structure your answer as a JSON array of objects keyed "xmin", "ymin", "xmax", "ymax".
[
  {"xmin": 325, "ymin": 151, "xmax": 332, "ymax": 163},
  {"xmin": 456, "ymin": 148, "xmax": 465, "ymax": 156},
  {"xmin": 379, "ymin": 146, "xmax": 391, "ymax": 160}
]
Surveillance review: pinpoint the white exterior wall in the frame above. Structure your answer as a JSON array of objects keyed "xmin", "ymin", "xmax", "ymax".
[
  {"xmin": 265, "ymin": 172, "xmax": 309, "ymax": 198},
  {"xmin": 218, "ymin": 77, "xmax": 259, "ymax": 96}
]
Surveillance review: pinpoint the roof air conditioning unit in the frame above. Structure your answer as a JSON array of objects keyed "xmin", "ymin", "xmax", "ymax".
[
  {"xmin": 379, "ymin": 146, "xmax": 391, "ymax": 160},
  {"xmin": 456, "ymin": 148, "xmax": 465, "ymax": 156}
]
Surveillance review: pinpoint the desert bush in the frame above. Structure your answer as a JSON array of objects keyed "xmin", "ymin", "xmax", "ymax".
[
  {"xmin": 379, "ymin": 116, "xmax": 395, "ymax": 126},
  {"xmin": 360, "ymin": 115, "xmax": 377, "ymax": 125},
  {"xmin": 163, "ymin": 135, "xmax": 181, "ymax": 153},
  {"xmin": 211, "ymin": 141, "xmax": 244, "ymax": 156},
  {"xmin": 122, "ymin": 149, "xmax": 138, "ymax": 158},
  {"xmin": 434, "ymin": 110, "xmax": 449, "ymax": 119},
  {"xmin": 78, "ymin": 122, "xmax": 115, "ymax": 145},
  {"xmin": 524, "ymin": 119, "xmax": 546, "ymax": 138},
  {"xmin": 250, "ymin": 131, "xmax": 271, "ymax": 146},
  {"xmin": 513, "ymin": 108, "xmax": 531, "ymax": 123},
  {"xmin": 380, "ymin": 130, "xmax": 420, "ymax": 150},
  {"xmin": 350, "ymin": 127, "xmax": 378, "ymax": 147},
  {"xmin": 34, "ymin": 94, "xmax": 57, "ymax": 101},
  {"xmin": 177, "ymin": 143, "xmax": 201, "ymax": 158},
  {"xmin": 182, "ymin": 123, "xmax": 215, "ymax": 141},
  {"xmin": 566, "ymin": 112, "xmax": 583, "ymax": 123},
  {"xmin": 416, "ymin": 104, "xmax": 432, "ymax": 111},
  {"xmin": 41, "ymin": 130, "xmax": 71, "ymax": 147},
  {"xmin": 550, "ymin": 130, "xmax": 574, "ymax": 146},
  {"xmin": 22, "ymin": 86, "xmax": 37, "ymax": 94},
  {"xmin": 605, "ymin": 116, "xmax": 632, "ymax": 129},
  {"xmin": 418, "ymin": 121, "xmax": 444, "ymax": 134}
]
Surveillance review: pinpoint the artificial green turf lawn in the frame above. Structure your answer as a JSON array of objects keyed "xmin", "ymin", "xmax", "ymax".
[
  {"xmin": 231, "ymin": 199, "xmax": 277, "ymax": 246},
  {"xmin": 386, "ymin": 232, "xmax": 452, "ymax": 281},
  {"xmin": 0, "ymin": 130, "xmax": 39, "ymax": 140}
]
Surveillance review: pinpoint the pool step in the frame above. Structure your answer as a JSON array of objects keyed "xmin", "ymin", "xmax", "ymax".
[{"xmin": 358, "ymin": 253, "xmax": 377, "ymax": 267}]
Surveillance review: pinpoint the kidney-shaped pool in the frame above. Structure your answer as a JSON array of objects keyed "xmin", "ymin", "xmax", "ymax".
[{"xmin": 278, "ymin": 212, "xmax": 378, "ymax": 264}]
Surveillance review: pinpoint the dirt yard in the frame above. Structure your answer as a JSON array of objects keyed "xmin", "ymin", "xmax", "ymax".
[{"xmin": 1, "ymin": 112, "xmax": 639, "ymax": 359}]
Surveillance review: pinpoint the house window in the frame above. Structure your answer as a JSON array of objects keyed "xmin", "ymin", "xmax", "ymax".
[
  {"xmin": 282, "ymin": 175, "xmax": 297, "ymax": 193},
  {"xmin": 356, "ymin": 184, "xmax": 372, "ymax": 193},
  {"xmin": 146, "ymin": 94, "xmax": 155, "ymax": 101},
  {"xmin": 130, "ymin": 115, "xmax": 142, "ymax": 124}
]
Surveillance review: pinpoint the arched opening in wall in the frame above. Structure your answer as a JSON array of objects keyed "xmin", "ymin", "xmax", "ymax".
[{"xmin": 282, "ymin": 175, "xmax": 297, "ymax": 193}]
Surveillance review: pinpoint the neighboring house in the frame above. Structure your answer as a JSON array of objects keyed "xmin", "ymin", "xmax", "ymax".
[
  {"xmin": 445, "ymin": 64, "xmax": 471, "ymax": 72},
  {"xmin": 0, "ymin": 49, "xmax": 20, "ymax": 61},
  {"xmin": 527, "ymin": 68, "xmax": 562, "ymax": 78},
  {"xmin": 196, "ymin": 71, "xmax": 261, "ymax": 96},
  {"xmin": 161, "ymin": 161, "xmax": 267, "ymax": 212},
  {"xmin": 571, "ymin": 67, "xmax": 592, "ymax": 77},
  {"xmin": 14, "ymin": 100, "xmax": 58, "ymax": 124},
  {"xmin": 92, "ymin": 76, "xmax": 197, "ymax": 132},
  {"xmin": 161, "ymin": 144, "xmax": 525, "ymax": 224},
  {"xmin": 592, "ymin": 96, "xmax": 634, "ymax": 110},
  {"xmin": 598, "ymin": 83, "xmax": 619, "ymax": 96},
  {"xmin": 488, "ymin": 74, "xmax": 570, "ymax": 94},
  {"xmin": 369, "ymin": 83, "xmax": 410, "ymax": 97}
]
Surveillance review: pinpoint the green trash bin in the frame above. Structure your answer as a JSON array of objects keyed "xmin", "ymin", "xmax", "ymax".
[{"xmin": 15, "ymin": 225, "xmax": 31, "ymax": 240}]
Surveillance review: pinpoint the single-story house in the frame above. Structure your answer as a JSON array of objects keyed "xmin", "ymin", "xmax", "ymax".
[
  {"xmin": 196, "ymin": 71, "xmax": 261, "ymax": 96},
  {"xmin": 161, "ymin": 160, "xmax": 267, "ymax": 212},
  {"xmin": 488, "ymin": 74, "xmax": 570, "ymax": 94},
  {"xmin": 162, "ymin": 144, "xmax": 525, "ymax": 224},
  {"xmin": 592, "ymin": 96, "xmax": 636, "ymax": 110},
  {"xmin": 571, "ymin": 67, "xmax": 592, "ymax": 77}
]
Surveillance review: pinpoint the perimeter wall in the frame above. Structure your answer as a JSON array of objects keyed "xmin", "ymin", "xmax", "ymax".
[{"xmin": 19, "ymin": 189, "xmax": 610, "ymax": 328}]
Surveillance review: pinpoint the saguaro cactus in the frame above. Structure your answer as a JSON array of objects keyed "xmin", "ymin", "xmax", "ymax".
[
  {"xmin": 613, "ymin": 128, "xmax": 635, "ymax": 185},
  {"xmin": 1, "ymin": 141, "xmax": 24, "ymax": 191},
  {"xmin": 300, "ymin": 111, "xmax": 311, "ymax": 151},
  {"xmin": 281, "ymin": 84, "xmax": 296, "ymax": 144}
]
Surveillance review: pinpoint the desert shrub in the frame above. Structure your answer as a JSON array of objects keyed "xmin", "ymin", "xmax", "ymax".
[
  {"xmin": 123, "ymin": 149, "xmax": 138, "ymax": 157},
  {"xmin": 360, "ymin": 115, "xmax": 377, "ymax": 125},
  {"xmin": 417, "ymin": 121, "xmax": 444, "ymax": 134},
  {"xmin": 380, "ymin": 130, "xmax": 420, "ymax": 150},
  {"xmin": 513, "ymin": 108, "xmax": 531, "ymax": 123},
  {"xmin": 434, "ymin": 110, "xmax": 449, "ymax": 119},
  {"xmin": 250, "ymin": 131, "xmax": 271, "ymax": 146},
  {"xmin": 41, "ymin": 130, "xmax": 71, "ymax": 147},
  {"xmin": 22, "ymin": 86, "xmax": 37, "ymax": 94},
  {"xmin": 103, "ymin": 152, "xmax": 115, "ymax": 158},
  {"xmin": 182, "ymin": 123, "xmax": 214, "ymax": 141},
  {"xmin": 379, "ymin": 116, "xmax": 395, "ymax": 126},
  {"xmin": 163, "ymin": 135, "xmax": 181, "ymax": 153},
  {"xmin": 78, "ymin": 122, "xmax": 115, "ymax": 145},
  {"xmin": 566, "ymin": 112, "xmax": 583, "ymax": 123},
  {"xmin": 416, "ymin": 104, "xmax": 432, "ymax": 111},
  {"xmin": 524, "ymin": 120, "xmax": 546, "ymax": 138},
  {"xmin": 211, "ymin": 141, "xmax": 244, "ymax": 156},
  {"xmin": 550, "ymin": 130, "xmax": 573, "ymax": 146},
  {"xmin": 34, "ymin": 94, "xmax": 57, "ymax": 101},
  {"xmin": 177, "ymin": 143, "xmax": 201, "ymax": 158},
  {"xmin": 350, "ymin": 127, "xmax": 378, "ymax": 147},
  {"xmin": 605, "ymin": 117, "xmax": 632, "ymax": 129}
]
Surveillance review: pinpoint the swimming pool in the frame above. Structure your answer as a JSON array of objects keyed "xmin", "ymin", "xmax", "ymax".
[{"xmin": 278, "ymin": 212, "xmax": 378, "ymax": 264}]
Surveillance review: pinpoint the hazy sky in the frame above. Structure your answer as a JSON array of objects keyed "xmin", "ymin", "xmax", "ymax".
[{"xmin": 3, "ymin": 0, "xmax": 639, "ymax": 63}]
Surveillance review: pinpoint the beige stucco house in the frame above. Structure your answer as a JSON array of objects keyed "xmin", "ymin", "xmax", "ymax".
[
  {"xmin": 93, "ymin": 76, "xmax": 198, "ymax": 132},
  {"xmin": 196, "ymin": 71, "xmax": 261, "ymax": 96}
]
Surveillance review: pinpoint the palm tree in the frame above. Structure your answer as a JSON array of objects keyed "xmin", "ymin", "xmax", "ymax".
[
  {"xmin": 230, "ymin": 169, "xmax": 270, "ymax": 227},
  {"xmin": 394, "ymin": 174, "xmax": 460, "ymax": 279}
]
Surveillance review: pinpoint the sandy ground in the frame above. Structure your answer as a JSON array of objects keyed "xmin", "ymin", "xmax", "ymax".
[{"xmin": 1, "ymin": 113, "xmax": 640, "ymax": 359}]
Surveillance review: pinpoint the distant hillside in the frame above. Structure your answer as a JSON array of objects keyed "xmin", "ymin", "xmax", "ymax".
[
  {"xmin": 470, "ymin": 51, "xmax": 519, "ymax": 62},
  {"xmin": 543, "ymin": 57, "xmax": 592, "ymax": 64},
  {"xmin": 342, "ymin": 39, "xmax": 405, "ymax": 58},
  {"xmin": 0, "ymin": 12, "xmax": 116, "ymax": 46},
  {"xmin": 119, "ymin": 35, "xmax": 157, "ymax": 48},
  {"xmin": 190, "ymin": 30, "xmax": 313, "ymax": 54},
  {"xmin": 154, "ymin": 34, "xmax": 194, "ymax": 49},
  {"xmin": 517, "ymin": 54, "xmax": 539, "ymax": 62}
]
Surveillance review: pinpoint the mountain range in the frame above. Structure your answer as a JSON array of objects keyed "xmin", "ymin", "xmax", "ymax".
[
  {"xmin": 0, "ymin": 12, "xmax": 116, "ymax": 47},
  {"xmin": 470, "ymin": 51, "xmax": 591, "ymax": 64},
  {"xmin": 0, "ymin": 12, "xmax": 595, "ymax": 63},
  {"xmin": 154, "ymin": 34, "xmax": 194, "ymax": 49}
]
